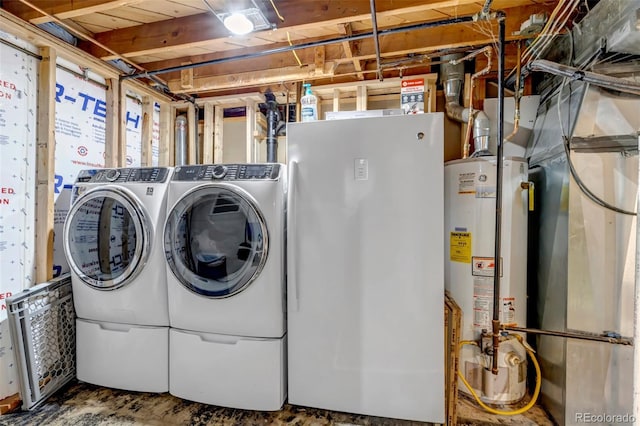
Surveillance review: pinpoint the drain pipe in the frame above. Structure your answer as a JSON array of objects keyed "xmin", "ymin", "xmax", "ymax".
[{"xmin": 264, "ymin": 91, "xmax": 280, "ymax": 163}]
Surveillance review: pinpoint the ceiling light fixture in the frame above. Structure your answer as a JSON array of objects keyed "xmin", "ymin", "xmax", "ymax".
[
  {"xmin": 223, "ymin": 13, "xmax": 254, "ymax": 35},
  {"xmin": 202, "ymin": 0, "xmax": 274, "ymax": 36}
]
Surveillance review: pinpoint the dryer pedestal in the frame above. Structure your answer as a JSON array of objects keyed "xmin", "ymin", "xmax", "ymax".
[
  {"xmin": 169, "ymin": 328, "xmax": 286, "ymax": 410},
  {"xmin": 76, "ymin": 319, "xmax": 169, "ymax": 392}
]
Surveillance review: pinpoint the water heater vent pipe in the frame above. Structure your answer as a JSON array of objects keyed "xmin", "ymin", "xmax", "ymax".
[{"xmin": 440, "ymin": 48, "xmax": 492, "ymax": 158}]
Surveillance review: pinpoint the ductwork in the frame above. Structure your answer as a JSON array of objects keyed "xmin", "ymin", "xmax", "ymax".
[
  {"xmin": 174, "ymin": 114, "xmax": 188, "ymax": 166},
  {"xmin": 441, "ymin": 53, "xmax": 491, "ymax": 156}
]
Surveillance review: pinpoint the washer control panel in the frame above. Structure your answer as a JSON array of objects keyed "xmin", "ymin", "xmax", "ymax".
[
  {"xmin": 173, "ymin": 164, "xmax": 281, "ymax": 181},
  {"xmin": 76, "ymin": 167, "xmax": 170, "ymax": 183}
]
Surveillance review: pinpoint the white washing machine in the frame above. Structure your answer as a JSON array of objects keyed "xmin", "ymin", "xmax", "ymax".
[
  {"xmin": 163, "ymin": 163, "xmax": 286, "ymax": 411},
  {"xmin": 63, "ymin": 167, "xmax": 173, "ymax": 392}
]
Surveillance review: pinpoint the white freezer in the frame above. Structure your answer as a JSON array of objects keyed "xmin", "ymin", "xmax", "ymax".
[{"xmin": 286, "ymin": 113, "xmax": 445, "ymax": 423}]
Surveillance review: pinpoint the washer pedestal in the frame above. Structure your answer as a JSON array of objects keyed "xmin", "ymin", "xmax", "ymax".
[
  {"xmin": 169, "ymin": 328, "xmax": 286, "ymax": 410},
  {"xmin": 76, "ymin": 319, "xmax": 169, "ymax": 392}
]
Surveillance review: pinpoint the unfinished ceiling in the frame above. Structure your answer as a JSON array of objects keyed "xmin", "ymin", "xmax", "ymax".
[{"xmin": 2, "ymin": 0, "xmax": 564, "ymax": 98}]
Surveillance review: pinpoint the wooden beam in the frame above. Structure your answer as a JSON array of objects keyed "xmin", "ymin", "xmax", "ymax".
[
  {"xmin": 314, "ymin": 46, "xmax": 325, "ymax": 71},
  {"xmin": 0, "ymin": 9, "xmax": 171, "ymax": 102},
  {"xmin": 83, "ymin": 0, "xmax": 492, "ymax": 59},
  {"xmin": 168, "ymin": 64, "xmax": 331, "ymax": 93},
  {"xmin": 427, "ymin": 81, "xmax": 437, "ymax": 113},
  {"xmin": 203, "ymin": 102, "xmax": 214, "ymax": 164},
  {"xmin": 180, "ymin": 62, "xmax": 193, "ymax": 90},
  {"xmin": 152, "ymin": 4, "xmax": 550, "ymax": 94},
  {"xmin": 333, "ymin": 88, "xmax": 340, "ymax": 112},
  {"xmin": 356, "ymin": 84, "xmax": 367, "ymax": 111},
  {"xmin": 4, "ymin": 0, "xmax": 146, "ymax": 24},
  {"xmin": 213, "ymin": 105, "xmax": 224, "ymax": 163},
  {"xmin": 158, "ymin": 102, "xmax": 171, "ymax": 166},
  {"xmin": 339, "ymin": 23, "xmax": 364, "ymax": 80},
  {"xmin": 35, "ymin": 46, "xmax": 56, "ymax": 283},
  {"xmin": 245, "ymin": 102, "xmax": 256, "ymax": 163},
  {"xmin": 141, "ymin": 96, "xmax": 153, "ymax": 166},
  {"xmin": 118, "ymin": 84, "xmax": 127, "ymax": 167},
  {"xmin": 104, "ymin": 78, "xmax": 119, "ymax": 167}
]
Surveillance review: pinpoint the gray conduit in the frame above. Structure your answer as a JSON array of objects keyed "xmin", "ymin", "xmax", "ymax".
[
  {"xmin": 369, "ymin": 0, "xmax": 383, "ymax": 81},
  {"xmin": 491, "ymin": 13, "xmax": 506, "ymax": 375}
]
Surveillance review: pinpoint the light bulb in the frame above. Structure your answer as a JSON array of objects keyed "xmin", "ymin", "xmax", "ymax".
[{"xmin": 223, "ymin": 13, "xmax": 254, "ymax": 35}]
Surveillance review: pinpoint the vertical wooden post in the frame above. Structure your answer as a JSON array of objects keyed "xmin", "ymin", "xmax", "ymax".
[
  {"xmin": 35, "ymin": 46, "xmax": 56, "ymax": 283},
  {"xmin": 203, "ymin": 102, "xmax": 214, "ymax": 164},
  {"xmin": 141, "ymin": 96, "xmax": 153, "ymax": 167},
  {"xmin": 213, "ymin": 105, "xmax": 224, "ymax": 163},
  {"xmin": 427, "ymin": 81, "xmax": 437, "ymax": 113},
  {"xmin": 333, "ymin": 88, "xmax": 340, "ymax": 112},
  {"xmin": 118, "ymin": 84, "xmax": 127, "ymax": 166},
  {"xmin": 187, "ymin": 103, "xmax": 196, "ymax": 164},
  {"xmin": 245, "ymin": 101, "xmax": 255, "ymax": 163},
  {"xmin": 356, "ymin": 84, "xmax": 367, "ymax": 111},
  {"xmin": 158, "ymin": 102, "xmax": 171, "ymax": 166},
  {"xmin": 104, "ymin": 78, "xmax": 119, "ymax": 167}
]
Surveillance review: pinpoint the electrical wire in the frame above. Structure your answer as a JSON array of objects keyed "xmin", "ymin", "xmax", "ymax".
[
  {"xmin": 522, "ymin": 0, "xmax": 580, "ymax": 65},
  {"xmin": 286, "ymin": 32, "xmax": 303, "ymax": 67},
  {"xmin": 269, "ymin": 0, "xmax": 285, "ymax": 22},
  {"xmin": 556, "ymin": 77, "xmax": 637, "ymax": 216},
  {"xmin": 458, "ymin": 337, "xmax": 542, "ymax": 416}
]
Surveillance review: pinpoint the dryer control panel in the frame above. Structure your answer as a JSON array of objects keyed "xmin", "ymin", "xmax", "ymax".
[
  {"xmin": 75, "ymin": 167, "xmax": 170, "ymax": 183},
  {"xmin": 173, "ymin": 164, "xmax": 281, "ymax": 181}
]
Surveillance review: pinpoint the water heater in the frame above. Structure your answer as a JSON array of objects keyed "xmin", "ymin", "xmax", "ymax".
[{"xmin": 444, "ymin": 156, "xmax": 529, "ymax": 404}]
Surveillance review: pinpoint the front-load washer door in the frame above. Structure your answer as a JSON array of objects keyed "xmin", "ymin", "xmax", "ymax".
[
  {"xmin": 64, "ymin": 188, "xmax": 151, "ymax": 290},
  {"xmin": 164, "ymin": 185, "xmax": 269, "ymax": 298}
]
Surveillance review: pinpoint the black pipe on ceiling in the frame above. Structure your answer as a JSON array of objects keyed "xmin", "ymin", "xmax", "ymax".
[
  {"xmin": 122, "ymin": 15, "xmax": 476, "ymax": 81},
  {"xmin": 369, "ymin": 0, "xmax": 383, "ymax": 81}
]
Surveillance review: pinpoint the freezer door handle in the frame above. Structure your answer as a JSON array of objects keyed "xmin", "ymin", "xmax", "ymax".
[{"xmin": 287, "ymin": 160, "xmax": 299, "ymax": 312}]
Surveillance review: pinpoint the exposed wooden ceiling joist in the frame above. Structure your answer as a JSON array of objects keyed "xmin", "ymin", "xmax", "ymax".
[{"xmin": 1, "ymin": 0, "xmax": 566, "ymax": 98}]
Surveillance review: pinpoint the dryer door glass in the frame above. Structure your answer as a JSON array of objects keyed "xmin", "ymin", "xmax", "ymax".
[
  {"xmin": 164, "ymin": 186, "xmax": 269, "ymax": 298},
  {"xmin": 64, "ymin": 189, "xmax": 149, "ymax": 290}
]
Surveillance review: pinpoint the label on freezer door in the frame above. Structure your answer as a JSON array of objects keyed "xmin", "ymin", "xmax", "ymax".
[
  {"xmin": 354, "ymin": 158, "xmax": 368, "ymax": 180},
  {"xmin": 450, "ymin": 231, "xmax": 472, "ymax": 263}
]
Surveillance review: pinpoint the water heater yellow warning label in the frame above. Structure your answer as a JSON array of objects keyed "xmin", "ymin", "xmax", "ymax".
[{"xmin": 450, "ymin": 231, "xmax": 472, "ymax": 263}]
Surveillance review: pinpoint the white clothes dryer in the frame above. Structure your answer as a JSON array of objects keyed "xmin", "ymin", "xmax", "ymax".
[
  {"xmin": 63, "ymin": 167, "xmax": 172, "ymax": 392},
  {"xmin": 163, "ymin": 163, "xmax": 286, "ymax": 411}
]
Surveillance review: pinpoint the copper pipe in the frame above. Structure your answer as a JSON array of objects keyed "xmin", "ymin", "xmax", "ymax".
[
  {"xmin": 506, "ymin": 42, "xmax": 522, "ymax": 142},
  {"xmin": 460, "ymin": 47, "xmax": 492, "ymax": 158}
]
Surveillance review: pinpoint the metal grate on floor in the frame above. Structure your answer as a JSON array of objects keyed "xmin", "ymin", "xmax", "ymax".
[{"xmin": 7, "ymin": 274, "xmax": 75, "ymax": 410}]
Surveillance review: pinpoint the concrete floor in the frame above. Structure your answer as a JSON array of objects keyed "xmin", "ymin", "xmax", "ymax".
[{"xmin": 0, "ymin": 381, "xmax": 555, "ymax": 426}]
